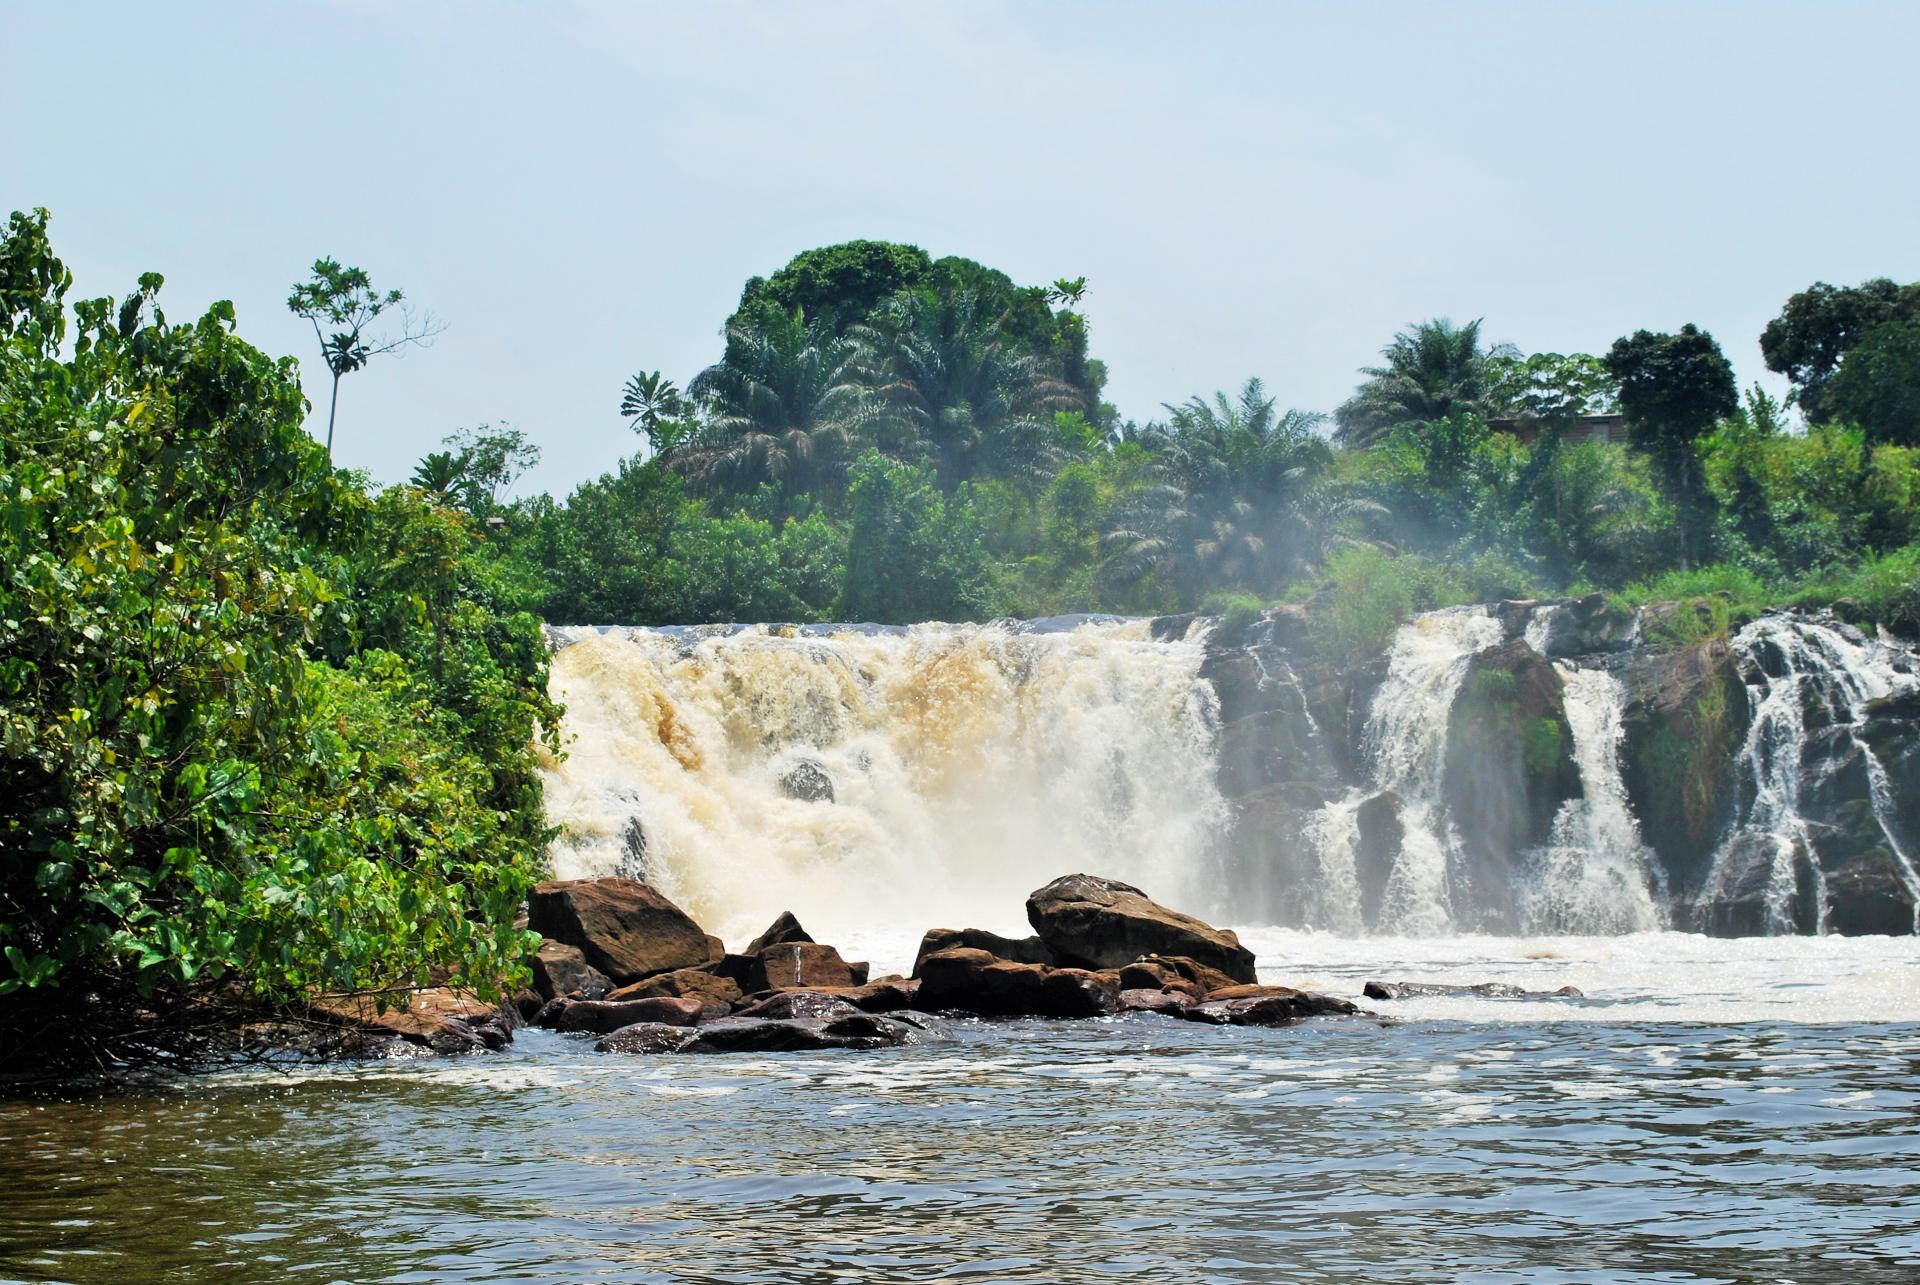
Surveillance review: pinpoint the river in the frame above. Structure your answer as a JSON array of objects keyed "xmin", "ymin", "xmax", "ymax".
[{"xmin": 4, "ymin": 931, "xmax": 1916, "ymax": 1283}]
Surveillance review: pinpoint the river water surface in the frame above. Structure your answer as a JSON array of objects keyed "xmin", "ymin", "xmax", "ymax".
[{"xmin": 3, "ymin": 932, "xmax": 1917, "ymax": 1284}]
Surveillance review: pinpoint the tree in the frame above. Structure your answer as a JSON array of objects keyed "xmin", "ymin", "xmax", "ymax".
[
  {"xmin": 287, "ymin": 257, "xmax": 444, "ymax": 457},
  {"xmin": 1335, "ymin": 318, "xmax": 1502, "ymax": 448},
  {"xmin": 733, "ymin": 240, "xmax": 934, "ymax": 336},
  {"xmin": 1605, "ymin": 324, "xmax": 1737, "ymax": 568},
  {"xmin": 1761, "ymin": 278, "xmax": 1920, "ymax": 424},
  {"xmin": 867, "ymin": 291, "xmax": 1082, "ymax": 490},
  {"xmin": 677, "ymin": 305, "xmax": 875, "ymax": 508},
  {"xmin": 1484, "ymin": 350, "xmax": 1619, "ymax": 423},
  {"xmin": 839, "ymin": 451, "xmax": 992, "ymax": 623},
  {"xmin": 410, "ymin": 449, "xmax": 469, "ymax": 503},
  {"xmin": 1825, "ymin": 320, "xmax": 1920, "ymax": 447},
  {"xmin": 619, "ymin": 369, "xmax": 691, "ymax": 454},
  {"xmin": 444, "ymin": 424, "xmax": 540, "ymax": 512},
  {"xmin": 1048, "ymin": 276, "xmax": 1088, "ymax": 308}
]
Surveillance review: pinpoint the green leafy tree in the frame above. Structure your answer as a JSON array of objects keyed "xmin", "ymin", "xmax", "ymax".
[
  {"xmin": 839, "ymin": 451, "xmax": 993, "ymax": 623},
  {"xmin": 287, "ymin": 257, "xmax": 444, "ymax": 456},
  {"xmin": 1605, "ymin": 324, "xmax": 1737, "ymax": 569},
  {"xmin": 411, "ymin": 449, "xmax": 470, "ymax": 502},
  {"xmin": 1761, "ymin": 277, "xmax": 1920, "ymax": 424},
  {"xmin": 1484, "ymin": 350, "xmax": 1620, "ymax": 423},
  {"xmin": 1825, "ymin": 320, "xmax": 1920, "ymax": 447},
  {"xmin": 733, "ymin": 240, "xmax": 934, "ymax": 336}
]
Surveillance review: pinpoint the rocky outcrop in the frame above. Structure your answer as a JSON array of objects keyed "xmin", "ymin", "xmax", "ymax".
[
  {"xmin": 604, "ymin": 967, "xmax": 743, "ymax": 1015},
  {"xmin": 1025, "ymin": 874, "xmax": 1257, "ymax": 983},
  {"xmin": 543, "ymin": 995, "xmax": 705, "ymax": 1035},
  {"xmin": 527, "ymin": 878, "xmax": 719, "ymax": 984},
  {"xmin": 1618, "ymin": 637, "xmax": 1750, "ymax": 899},
  {"xmin": 745, "ymin": 941, "xmax": 866, "ymax": 992},
  {"xmin": 1441, "ymin": 639, "xmax": 1581, "ymax": 927},
  {"xmin": 1181, "ymin": 986, "xmax": 1360, "ymax": 1026},
  {"xmin": 666, "ymin": 1013, "xmax": 947, "ymax": 1054},
  {"xmin": 779, "ymin": 760, "xmax": 835, "ymax": 803}
]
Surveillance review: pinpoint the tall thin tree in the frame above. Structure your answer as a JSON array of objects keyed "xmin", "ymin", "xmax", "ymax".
[{"xmin": 287, "ymin": 258, "xmax": 444, "ymax": 457}]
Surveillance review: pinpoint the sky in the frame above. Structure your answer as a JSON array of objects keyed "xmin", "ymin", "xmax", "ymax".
[{"xmin": 7, "ymin": 1, "xmax": 1919, "ymax": 495}]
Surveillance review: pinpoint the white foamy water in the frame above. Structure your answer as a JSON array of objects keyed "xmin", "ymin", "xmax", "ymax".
[
  {"xmin": 539, "ymin": 620, "xmax": 1227, "ymax": 945},
  {"xmin": 1519, "ymin": 666, "xmax": 1667, "ymax": 933},
  {"xmin": 821, "ymin": 926, "xmax": 1920, "ymax": 1024}
]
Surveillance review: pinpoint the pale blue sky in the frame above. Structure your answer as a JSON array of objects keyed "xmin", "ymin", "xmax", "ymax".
[{"xmin": 7, "ymin": 2, "xmax": 1917, "ymax": 494}]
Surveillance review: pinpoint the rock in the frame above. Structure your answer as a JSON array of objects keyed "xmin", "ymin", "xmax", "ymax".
[
  {"xmin": 1174, "ymin": 986, "xmax": 1358, "ymax": 1025},
  {"xmin": 310, "ymin": 988, "xmax": 517, "ymax": 1055},
  {"xmin": 1025, "ymin": 874, "xmax": 1257, "ymax": 984},
  {"xmin": 780, "ymin": 760, "xmax": 835, "ymax": 803},
  {"xmin": 1352, "ymin": 791, "xmax": 1403, "ymax": 930},
  {"xmin": 1363, "ymin": 980, "xmax": 1584, "ymax": 1000},
  {"xmin": 595, "ymin": 1022, "xmax": 700, "ymax": 1054},
  {"xmin": 604, "ymin": 967, "xmax": 743, "ymax": 1017},
  {"xmin": 912, "ymin": 928, "xmax": 1055, "ymax": 974},
  {"xmin": 676, "ymin": 1013, "xmax": 941, "ymax": 1054},
  {"xmin": 1115, "ymin": 960, "xmax": 1205, "ymax": 1000},
  {"xmin": 616, "ymin": 815, "xmax": 648, "ymax": 881},
  {"xmin": 546, "ymin": 996, "xmax": 706, "ymax": 1035},
  {"xmin": 1441, "ymin": 640, "xmax": 1582, "ymax": 929},
  {"xmin": 778, "ymin": 977, "xmax": 922, "ymax": 1012},
  {"xmin": 732, "ymin": 991, "xmax": 863, "ymax": 1022},
  {"xmin": 913, "ymin": 947, "xmax": 1121, "ymax": 1018},
  {"xmin": 527, "ymin": 877, "xmax": 717, "ymax": 984},
  {"xmin": 1118, "ymin": 988, "xmax": 1193, "ymax": 1015},
  {"xmin": 744, "ymin": 911, "xmax": 814, "ymax": 955},
  {"xmin": 747, "ymin": 941, "xmax": 861, "ymax": 992},
  {"xmin": 511, "ymin": 988, "xmax": 545, "ymax": 1022},
  {"xmin": 530, "ymin": 939, "xmax": 613, "ymax": 1002},
  {"xmin": 710, "ymin": 953, "xmax": 757, "ymax": 985},
  {"xmin": 1618, "ymin": 637, "xmax": 1751, "ymax": 899},
  {"xmin": 1129, "ymin": 954, "xmax": 1241, "ymax": 994}
]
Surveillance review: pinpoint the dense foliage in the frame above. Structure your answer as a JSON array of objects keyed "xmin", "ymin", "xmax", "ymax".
[
  {"xmin": 0, "ymin": 212, "xmax": 554, "ymax": 1062},
  {"xmin": 507, "ymin": 245, "xmax": 1920, "ymax": 637}
]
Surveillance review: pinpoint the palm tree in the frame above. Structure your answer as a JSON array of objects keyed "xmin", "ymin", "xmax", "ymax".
[
  {"xmin": 674, "ymin": 307, "xmax": 875, "ymax": 503},
  {"xmin": 867, "ymin": 292, "xmax": 1083, "ymax": 489},
  {"xmin": 409, "ymin": 450, "xmax": 469, "ymax": 505},
  {"xmin": 1103, "ymin": 379, "xmax": 1335, "ymax": 598},
  {"xmin": 618, "ymin": 369, "xmax": 689, "ymax": 453},
  {"xmin": 1335, "ymin": 318, "xmax": 1499, "ymax": 448}
]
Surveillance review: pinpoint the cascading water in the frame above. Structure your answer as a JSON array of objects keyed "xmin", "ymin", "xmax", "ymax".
[
  {"xmin": 1519, "ymin": 666, "xmax": 1667, "ymax": 933},
  {"xmin": 1703, "ymin": 615, "xmax": 1920, "ymax": 934},
  {"xmin": 539, "ymin": 619, "xmax": 1229, "ymax": 945},
  {"xmin": 1309, "ymin": 607, "xmax": 1506, "ymax": 934}
]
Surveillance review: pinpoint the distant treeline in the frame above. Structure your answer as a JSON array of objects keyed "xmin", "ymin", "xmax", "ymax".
[{"xmin": 433, "ymin": 240, "xmax": 1920, "ymax": 636}]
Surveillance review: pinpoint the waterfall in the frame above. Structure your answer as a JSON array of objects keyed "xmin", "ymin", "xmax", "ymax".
[
  {"xmin": 539, "ymin": 619, "xmax": 1229, "ymax": 944},
  {"xmin": 1519, "ymin": 666, "xmax": 1667, "ymax": 933},
  {"xmin": 1309, "ymin": 607, "xmax": 1506, "ymax": 933},
  {"xmin": 1704, "ymin": 615, "xmax": 1920, "ymax": 934}
]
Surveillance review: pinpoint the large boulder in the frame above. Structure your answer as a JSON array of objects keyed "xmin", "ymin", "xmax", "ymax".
[
  {"xmin": 664, "ymin": 1013, "xmax": 946, "ymax": 1054},
  {"xmin": 530, "ymin": 939, "xmax": 613, "ymax": 1002},
  {"xmin": 526, "ymin": 877, "xmax": 718, "ymax": 984},
  {"xmin": 913, "ymin": 947, "xmax": 1121, "ymax": 1018},
  {"xmin": 912, "ymin": 928, "xmax": 1054, "ymax": 975},
  {"xmin": 1024, "ymin": 874, "xmax": 1257, "ymax": 983},
  {"xmin": 746, "ymin": 941, "xmax": 864, "ymax": 992}
]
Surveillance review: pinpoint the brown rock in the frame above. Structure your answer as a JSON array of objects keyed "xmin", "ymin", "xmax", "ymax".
[
  {"xmin": 1177, "ymin": 986, "xmax": 1359, "ymax": 1025},
  {"xmin": 913, "ymin": 948, "xmax": 1120, "ymax": 1018},
  {"xmin": 1118, "ymin": 988, "xmax": 1192, "ymax": 1015},
  {"xmin": 744, "ymin": 911, "xmax": 814, "ymax": 955},
  {"xmin": 732, "ymin": 991, "xmax": 863, "ymax": 1021},
  {"xmin": 747, "ymin": 941, "xmax": 860, "ymax": 992},
  {"xmin": 526, "ymin": 878, "xmax": 714, "ymax": 984},
  {"xmin": 530, "ymin": 939, "xmax": 613, "ymax": 1001},
  {"xmin": 548, "ymin": 995, "xmax": 706, "ymax": 1034},
  {"xmin": 912, "ymin": 928, "xmax": 1055, "ymax": 975},
  {"xmin": 311, "ymin": 988, "xmax": 516, "ymax": 1053},
  {"xmin": 596, "ymin": 1022, "xmax": 700, "ymax": 1054},
  {"xmin": 606, "ymin": 967, "xmax": 744, "ymax": 1018},
  {"xmin": 1026, "ymin": 874, "xmax": 1257, "ymax": 983}
]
